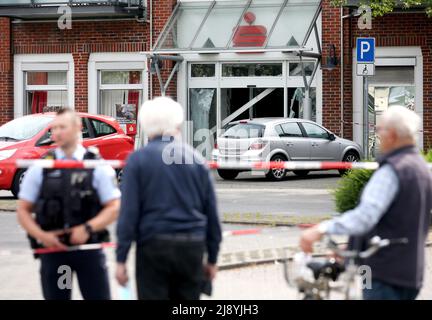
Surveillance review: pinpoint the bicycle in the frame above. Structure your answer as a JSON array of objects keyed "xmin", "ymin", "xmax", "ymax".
[{"xmin": 283, "ymin": 236, "xmax": 408, "ymax": 300}]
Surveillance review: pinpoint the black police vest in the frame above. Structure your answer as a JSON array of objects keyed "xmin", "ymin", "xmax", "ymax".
[{"xmin": 30, "ymin": 148, "xmax": 110, "ymax": 253}]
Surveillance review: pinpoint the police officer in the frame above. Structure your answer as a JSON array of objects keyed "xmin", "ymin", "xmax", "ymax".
[{"xmin": 17, "ymin": 108, "xmax": 120, "ymax": 300}]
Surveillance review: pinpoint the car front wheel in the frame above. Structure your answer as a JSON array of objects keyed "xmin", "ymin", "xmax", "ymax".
[
  {"xmin": 265, "ymin": 155, "xmax": 287, "ymax": 181},
  {"xmin": 339, "ymin": 151, "xmax": 360, "ymax": 176}
]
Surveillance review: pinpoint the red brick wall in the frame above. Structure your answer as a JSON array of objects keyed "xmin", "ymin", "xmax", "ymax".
[
  {"xmin": 150, "ymin": 0, "xmax": 178, "ymax": 99},
  {"xmin": 0, "ymin": 17, "xmax": 13, "ymax": 124},
  {"xmin": 347, "ymin": 12, "xmax": 432, "ymax": 149},
  {"xmin": 322, "ymin": 2, "xmax": 432, "ymax": 149},
  {"xmin": 321, "ymin": 2, "xmax": 342, "ymax": 136},
  {"xmin": 0, "ymin": 0, "xmax": 178, "ymax": 124},
  {"xmin": 12, "ymin": 19, "xmax": 150, "ymax": 113}
]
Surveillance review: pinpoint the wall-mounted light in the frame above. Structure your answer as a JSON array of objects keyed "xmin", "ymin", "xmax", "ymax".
[{"xmin": 322, "ymin": 44, "xmax": 338, "ymax": 71}]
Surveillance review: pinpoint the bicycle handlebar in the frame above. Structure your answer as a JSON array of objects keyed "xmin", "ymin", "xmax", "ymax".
[{"xmin": 325, "ymin": 236, "xmax": 408, "ymax": 260}]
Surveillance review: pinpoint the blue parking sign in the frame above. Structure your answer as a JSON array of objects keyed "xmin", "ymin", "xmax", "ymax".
[{"xmin": 356, "ymin": 38, "xmax": 375, "ymax": 63}]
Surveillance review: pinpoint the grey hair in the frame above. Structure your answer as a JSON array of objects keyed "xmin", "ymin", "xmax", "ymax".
[
  {"xmin": 381, "ymin": 106, "xmax": 420, "ymax": 140},
  {"xmin": 138, "ymin": 97, "xmax": 184, "ymax": 138}
]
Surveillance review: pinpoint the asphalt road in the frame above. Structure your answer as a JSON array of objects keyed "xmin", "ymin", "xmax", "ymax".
[{"xmin": 214, "ymin": 170, "xmax": 340, "ymax": 217}]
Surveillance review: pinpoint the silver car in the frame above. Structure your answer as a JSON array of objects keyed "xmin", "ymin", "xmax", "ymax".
[{"xmin": 212, "ymin": 117, "xmax": 363, "ymax": 180}]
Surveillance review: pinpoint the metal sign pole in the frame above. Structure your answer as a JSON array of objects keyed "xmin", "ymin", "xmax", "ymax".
[
  {"xmin": 363, "ymin": 76, "xmax": 369, "ymax": 160},
  {"xmin": 356, "ymin": 38, "xmax": 375, "ymax": 160}
]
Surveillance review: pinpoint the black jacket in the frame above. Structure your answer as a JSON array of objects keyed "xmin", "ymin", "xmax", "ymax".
[{"xmin": 116, "ymin": 136, "xmax": 222, "ymax": 264}]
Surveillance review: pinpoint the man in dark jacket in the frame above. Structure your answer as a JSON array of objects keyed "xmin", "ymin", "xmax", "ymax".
[
  {"xmin": 300, "ymin": 106, "xmax": 432, "ymax": 300},
  {"xmin": 115, "ymin": 97, "xmax": 222, "ymax": 300}
]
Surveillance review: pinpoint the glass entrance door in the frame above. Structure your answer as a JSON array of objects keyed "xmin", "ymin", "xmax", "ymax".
[{"xmin": 367, "ymin": 66, "xmax": 415, "ymax": 157}]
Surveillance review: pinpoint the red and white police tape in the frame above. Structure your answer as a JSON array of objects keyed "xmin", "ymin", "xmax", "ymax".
[
  {"xmin": 11, "ymin": 159, "xmax": 432, "ymax": 171},
  {"xmin": 5, "ymin": 159, "xmax": 396, "ymax": 171},
  {"xmin": 14, "ymin": 159, "xmax": 126, "ymax": 169},
  {"xmin": 33, "ymin": 242, "xmax": 117, "ymax": 255},
  {"xmin": 34, "ymin": 227, "xmax": 296, "ymax": 255}
]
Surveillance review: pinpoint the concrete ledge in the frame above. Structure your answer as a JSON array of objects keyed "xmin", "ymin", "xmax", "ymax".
[
  {"xmin": 222, "ymin": 212, "xmax": 334, "ymax": 226},
  {"xmin": 219, "ymin": 235, "xmax": 432, "ymax": 270},
  {"xmin": 0, "ymin": 200, "xmax": 17, "ymax": 212}
]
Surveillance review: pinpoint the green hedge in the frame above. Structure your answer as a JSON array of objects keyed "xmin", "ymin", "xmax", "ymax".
[
  {"xmin": 333, "ymin": 150, "xmax": 432, "ymax": 213},
  {"xmin": 333, "ymin": 168, "xmax": 374, "ymax": 213}
]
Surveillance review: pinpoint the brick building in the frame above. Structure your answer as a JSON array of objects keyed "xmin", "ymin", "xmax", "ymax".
[{"xmin": 0, "ymin": 0, "xmax": 430, "ymax": 156}]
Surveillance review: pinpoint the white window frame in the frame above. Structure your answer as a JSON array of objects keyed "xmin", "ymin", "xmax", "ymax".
[
  {"xmin": 14, "ymin": 54, "xmax": 75, "ymax": 118},
  {"xmin": 352, "ymin": 46, "xmax": 423, "ymax": 149},
  {"xmin": 88, "ymin": 53, "xmax": 148, "ymax": 115}
]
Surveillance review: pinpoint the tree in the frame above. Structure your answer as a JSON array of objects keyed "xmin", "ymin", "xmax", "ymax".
[{"xmin": 331, "ymin": 0, "xmax": 432, "ymax": 17}]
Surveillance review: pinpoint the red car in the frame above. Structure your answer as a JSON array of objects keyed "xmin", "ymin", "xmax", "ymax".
[{"xmin": 0, "ymin": 112, "xmax": 135, "ymax": 198}]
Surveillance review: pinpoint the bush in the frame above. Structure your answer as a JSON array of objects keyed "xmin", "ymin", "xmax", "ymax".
[
  {"xmin": 333, "ymin": 168, "xmax": 374, "ymax": 213},
  {"xmin": 333, "ymin": 149, "xmax": 432, "ymax": 214}
]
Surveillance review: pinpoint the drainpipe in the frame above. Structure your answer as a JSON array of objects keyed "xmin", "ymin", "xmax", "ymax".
[
  {"xmin": 340, "ymin": 7, "xmax": 361, "ymax": 138},
  {"xmin": 150, "ymin": 0, "xmax": 153, "ymax": 100}
]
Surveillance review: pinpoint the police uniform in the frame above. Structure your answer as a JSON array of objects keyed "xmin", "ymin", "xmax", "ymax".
[{"xmin": 19, "ymin": 144, "xmax": 121, "ymax": 300}]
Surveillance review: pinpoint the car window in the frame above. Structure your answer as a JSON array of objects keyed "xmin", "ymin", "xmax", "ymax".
[
  {"xmin": 36, "ymin": 129, "xmax": 53, "ymax": 146},
  {"xmin": 222, "ymin": 123, "xmax": 265, "ymax": 139},
  {"xmin": 277, "ymin": 123, "xmax": 303, "ymax": 137},
  {"xmin": 90, "ymin": 119, "xmax": 116, "ymax": 138},
  {"xmin": 81, "ymin": 118, "xmax": 91, "ymax": 139},
  {"xmin": 0, "ymin": 115, "xmax": 53, "ymax": 141},
  {"xmin": 302, "ymin": 122, "xmax": 329, "ymax": 139}
]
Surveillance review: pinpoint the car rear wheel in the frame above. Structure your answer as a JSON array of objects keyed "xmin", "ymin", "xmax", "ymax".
[
  {"xmin": 11, "ymin": 169, "xmax": 26, "ymax": 199},
  {"xmin": 217, "ymin": 169, "xmax": 240, "ymax": 180},
  {"xmin": 339, "ymin": 151, "xmax": 360, "ymax": 176},
  {"xmin": 265, "ymin": 155, "xmax": 287, "ymax": 181},
  {"xmin": 293, "ymin": 170, "xmax": 310, "ymax": 177}
]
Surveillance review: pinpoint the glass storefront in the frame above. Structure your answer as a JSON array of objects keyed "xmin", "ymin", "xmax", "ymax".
[{"xmin": 187, "ymin": 61, "xmax": 318, "ymax": 158}]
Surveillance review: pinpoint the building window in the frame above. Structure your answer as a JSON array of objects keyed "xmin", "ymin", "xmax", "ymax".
[
  {"xmin": 14, "ymin": 54, "xmax": 75, "ymax": 118},
  {"xmin": 98, "ymin": 70, "xmax": 143, "ymax": 119},
  {"xmin": 191, "ymin": 64, "xmax": 216, "ymax": 78},
  {"xmin": 222, "ymin": 63, "xmax": 283, "ymax": 77},
  {"xmin": 289, "ymin": 62, "xmax": 314, "ymax": 77},
  {"xmin": 25, "ymin": 71, "xmax": 68, "ymax": 114}
]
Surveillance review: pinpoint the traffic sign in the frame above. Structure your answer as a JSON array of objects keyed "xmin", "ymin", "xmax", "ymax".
[
  {"xmin": 356, "ymin": 63, "xmax": 375, "ymax": 76},
  {"xmin": 356, "ymin": 37, "xmax": 375, "ymax": 63}
]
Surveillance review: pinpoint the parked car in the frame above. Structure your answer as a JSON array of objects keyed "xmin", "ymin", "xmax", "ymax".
[
  {"xmin": 212, "ymin": 118, "xmax": 363, "ymax": 181},
  {"xmin": 0, "ymin": 112, "xmax": 135, "ymax": 198}
]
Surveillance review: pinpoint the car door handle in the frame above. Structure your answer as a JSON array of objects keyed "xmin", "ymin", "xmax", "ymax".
[
  {"xmin": 311, "ymin": 143, "xmax": 319, "ymax": 147},
  {"xmin": 286, "ymin": 142, "xmax": 294, "ymax": 146}
]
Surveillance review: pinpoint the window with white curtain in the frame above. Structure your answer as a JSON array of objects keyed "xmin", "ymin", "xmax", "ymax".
[
  {"xmin": 98, "ymin": 70, "xmax": 143, "ymax": 118},
  {"xmin": 25, "ymin": 71, "xmax": 68, "ymax": 114}
]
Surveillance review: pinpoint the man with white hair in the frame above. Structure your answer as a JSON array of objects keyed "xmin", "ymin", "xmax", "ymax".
[
  {"xmin": 115, "ymin": 97, "xmax": 222, "ymax": 300},
  {"xmin": 300, "ymin": 106, "xmax": 432, "ymax": 300}
]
